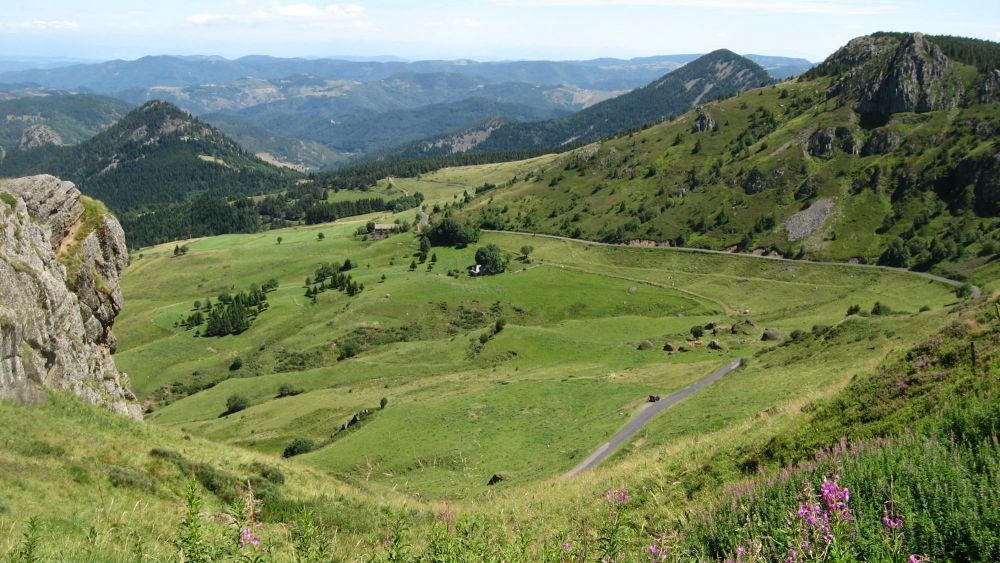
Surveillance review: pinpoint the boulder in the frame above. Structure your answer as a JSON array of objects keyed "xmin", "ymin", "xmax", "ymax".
[
  {"xmin": 637, "ymin": 340, "xmax": 654, "ymax": 351},
  {"xmin": 708, "ymin": 340, "xmax": 723, "ymax": 350},
  {"xmin": 487, "ymin": 473, "xmax": 505, "ymax": 486},
  {"xmin": 761, "ymin": 328, "xmax": 784, "ymax": 341},
  {"xmin": 663, "ymin": 342, "xmax": 675, "ymax": 352}
]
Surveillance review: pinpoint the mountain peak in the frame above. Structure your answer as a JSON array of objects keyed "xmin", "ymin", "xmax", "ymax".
[{"xmin": 807, "ymin": 31, "xmax": 1000, "ymax": 116}]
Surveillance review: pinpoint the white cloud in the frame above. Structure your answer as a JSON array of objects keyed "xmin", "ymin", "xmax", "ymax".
[
  {"xmin": 3, "ymin": 20, "xmax": 80, "ymax": 30},
  {"xmin": 188, "ymin": 1, "xmax": 367, "ymax": 28},
  {"xmin": 491, "ymin": 0, "xmax": 895, "ymax": 15},
  {"xmin": 715, "ymin": 31, "xmax": 728, "ymax": 38}
]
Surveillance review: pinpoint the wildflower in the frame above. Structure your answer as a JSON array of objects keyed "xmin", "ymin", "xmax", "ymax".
[
  {"xmin": 908, "ymin": 556, "xmax": 929, "ymax": 563},
  {"xmin": 882, "ymin": 512, "xmax": 904, "ymax": 530},
  {"xmin": 604, "ymin": 488, "xmax": 630, "ymax": 506},
  {"xmin": 239, "ymin": 527, "xmax": 261, "ymax": 548},
  {"xmin": 647, "ymin": 542, "xmax": 673, "ymax": 562},
  {"xmin": 561, "ymin": 542, "xmax": 573, "ymax": 552},
  {"xmin": 819, "ymin": 475, "xmax": 853, "ymax": 522}
]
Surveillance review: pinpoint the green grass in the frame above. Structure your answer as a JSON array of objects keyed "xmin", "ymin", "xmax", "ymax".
[
  {"xmin": 115, "ymin": 221, "xmax": 957, "ymax": 499},
  {"xmin": 0, "ymin": 393, "xmax": 419, "ymax": 561}
]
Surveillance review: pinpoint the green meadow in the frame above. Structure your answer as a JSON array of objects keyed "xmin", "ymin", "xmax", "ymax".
[{"xmin": 115, "ymin": 213, "xmax": 957, "ymax": 499}]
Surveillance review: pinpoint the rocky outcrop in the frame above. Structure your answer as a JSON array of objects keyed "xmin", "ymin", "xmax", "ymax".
[
  {"xmin": 861, "ymin": 128, "xmax": 901, "ymax": 155},
  {"xmin": 18, "ymin": 124, "xmax": 64, "ymax": 150},
  {"xmin": 691, "ymin": 107, "xmax": 716, "ymax": 133},
  {"xmin": 826, "ymin": 33, "xmax": 965, "ymax": 116},
  {"xmin": 0, "ymin": 175, "xmax": 139, "ymax": 419},
  {"xmin": 808, "ymin": 127, "xmax": 860, "ymax": 157},
  {"xmin": 978, "ymin": 70, "xmax": 1000, "ymax": 104}
]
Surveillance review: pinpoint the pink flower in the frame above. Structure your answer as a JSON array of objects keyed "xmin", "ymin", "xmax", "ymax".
[
  {"xmin": 561, "ymin": 542, "xmax": 573, "ymax": 552},
  {"xmin": 604, "ymin": 488, "xmax": 630, "ymax": 506},
  {"xmin": 882, "ymin": 512, "xmax": 904, "ymax": 530},
  {"xmin": 239, "ymin": 527, "xmax": 261, "ymax": 548},
  {"xmin": 908, "ymin": 556, "xmax": 929, "ymax": 563}
]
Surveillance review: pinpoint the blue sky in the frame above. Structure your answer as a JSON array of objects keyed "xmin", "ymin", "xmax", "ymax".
[{"xmin": 1, "ymin": 0, "xmax": 998, "ymax": 62}]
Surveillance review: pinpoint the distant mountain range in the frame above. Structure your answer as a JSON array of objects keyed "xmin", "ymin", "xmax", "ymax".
[
  {"xmin": 0, "ymin": 53, "xmax": 812, "ymax": 93},
  {"xmin": 0, "ymin": 52, "xmax": 812, "ymax": 170},
  {"xmin": 397, "ymin": 50, "xmax": 772, "ymax": 156}
]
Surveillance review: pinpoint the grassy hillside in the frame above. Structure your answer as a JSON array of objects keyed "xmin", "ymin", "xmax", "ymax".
[
  {"xmin": 114, "ymin": 205, "xmax": 959, "ymax": 500},
  {"xmin": 0, "ymin": 393, "xmax": 430, "ymax": 560},
  {"xmin": 412, "ymin": 34, "xmax": 1000, "ymax": 279}
]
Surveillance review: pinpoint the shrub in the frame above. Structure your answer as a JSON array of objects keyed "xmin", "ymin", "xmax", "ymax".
[
  {"xmin": 871, "ymin": 301, "xmax": 891, "ymax": 316},
  {"xmin": 229, "ymin": 357, "xmax": 243, "ymax": 371},
  {"xmin": 248, "ymin": 462, "xmax": 285, "ymax": 485},
  {"xmin": 847, "ymin": 304, "xmax": 861, "ymax": 315},
  {"xmin": 225, "ymin": 394, "xmax": 250, "ymax": 415},
  {"xmin": 108, "ymin": 466, "xmax": 158, "ymax": 493},
  {"xmin": 338, "ymin": 340, "xmax": 362, "ymax": 360},
  {"xmin": 380, "ymin": 397, "xmax": 389, "ymax": 409},
  {"xmin": 690, "ymin": 325, "xmax": 705, "ymax": 339},
  {"xmin": 276, "ymin": 383, "xmax": 303, "ymax": 398},
  {"xmin": 283, "ymin": 438, "xmax": 316, "ymax": 458},
  {"xmin": 956, "ymin": 283, "xmax": 974, "ymax": 299}
]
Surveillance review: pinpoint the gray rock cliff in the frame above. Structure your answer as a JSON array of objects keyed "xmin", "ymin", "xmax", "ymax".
[{"xmin": 0, "ymin": 175, "xmax": 140, "ymax": 419}]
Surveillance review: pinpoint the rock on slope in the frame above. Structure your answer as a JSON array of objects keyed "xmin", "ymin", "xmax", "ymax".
[{"xmin": 0, "ymin": 175, "xmax": 140, "ymax": 419}]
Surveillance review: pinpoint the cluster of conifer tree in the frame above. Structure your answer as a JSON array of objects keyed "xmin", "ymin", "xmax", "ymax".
[
  {"xmin": 178, "ymin": 280, "xmax": 277, "ymax": 337},
  {"xmin": 303, "ymin": 193, "xmax": 423, "ymax": 225},
  {"xmin": 304, "ymin": 260, "xmax": 363, "ymax": 301},
  {"xmin": 311, "ymin": 150, "xmax": 551, "ymax": 190}
]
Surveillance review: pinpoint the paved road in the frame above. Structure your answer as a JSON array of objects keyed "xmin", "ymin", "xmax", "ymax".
[
  {"xmin": 565, "ymin": 358, "xmax": 743, "ymax": 477},
  {"xmin": 485, "ymin": 230, "xmax": 982, "ymax": 299}
]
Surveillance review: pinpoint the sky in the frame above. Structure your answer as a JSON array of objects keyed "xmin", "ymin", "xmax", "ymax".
[{"xmin": 0, "ymin": 0, "xmax": 998, "ymax": 63}]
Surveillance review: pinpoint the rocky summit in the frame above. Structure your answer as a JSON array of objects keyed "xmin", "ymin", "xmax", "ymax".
[{"xmin": 0, "ymin": 174, "xmax": 139, "ymax": 419}]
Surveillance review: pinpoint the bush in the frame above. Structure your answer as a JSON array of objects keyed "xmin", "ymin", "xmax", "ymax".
[
  {"xmin": 847, "ymin": 304, "xmax": 861, "ymax": 315},
  {"xmin": 690, "ymin": 325, "xmax": 705, "ymax": 339},
  {"xmin": 107, "ymin": 466, "xmax": 157, "ymax": 493},
  {"xmin": 956, "ymin": 282, "xmax": 974, "ymax": 299},
  {"xmin": 338, "ymin": 340, "xmax": 362, "ymax": 360},
  {"xmin": 871, "ymin": 302, "xmax": 891, "ymax": 316},
  {"xmin": 225, "ymin": 394, "xmax": 250, "ymax": 415},
  {"xmin": 277, "ymin": 383, "xmax": 303, "ymax": 398},
  {"xmin": 248, "ymin": 462, "xmax": 285, "ymax": 485},
  {"xmin": 380, "ymin": 397, "xmax": 389, "ymax": 409},
  {"xmin": 229, "ymin": 357, "xmax": 243, "ymax": 371},
  {"xmin": 283, "ymin": 438, "xmax": 316, "ymax": 458}
]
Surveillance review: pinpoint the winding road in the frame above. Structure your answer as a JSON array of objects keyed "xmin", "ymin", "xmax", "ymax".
[
  {"xmin": 486, "ymin": 230, "xmax": 982, "ymax": 299},
  {"xmin": 565, "ymin": 358, "xmax": 743, "ymax": 477}
]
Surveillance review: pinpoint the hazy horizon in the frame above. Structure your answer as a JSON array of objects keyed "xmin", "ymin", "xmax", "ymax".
[{"xmin": 1, "ymin": 0, "xmax": 997, "ymax": 64}]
